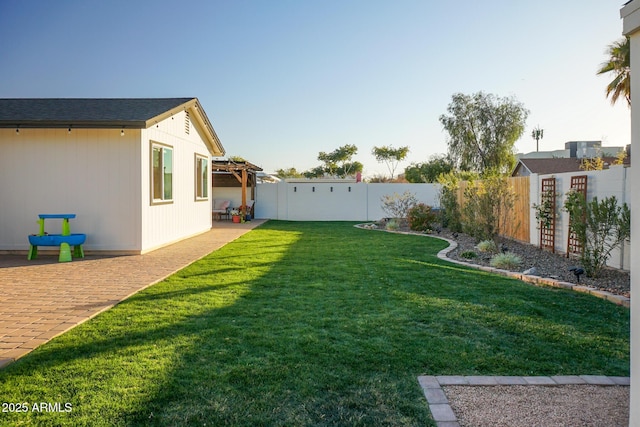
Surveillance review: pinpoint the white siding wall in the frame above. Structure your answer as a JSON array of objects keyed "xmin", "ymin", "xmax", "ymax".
[
  {"xmin": 621, "ymin": 3, "xmax": 640, "ymax": 422},
  {"xmin": 211, "ymin": 187, "xmax": 253, "ymax": 210},
  {"xmin": 0, "ymin": 108, "xmax": 214, "ymax": 254},
  {"xmin": 0, "ymin": 128, "xmax": 141, "ymax": 251},
  {"xmin": 256, "ymin": 182, "xmax": 441, "ymax": 221},
  {"xmin": 140, "ymin": 110, "xmax": 213, "ymax": 252}
]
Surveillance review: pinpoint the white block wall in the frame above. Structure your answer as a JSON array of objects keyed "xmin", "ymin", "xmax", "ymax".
[
  {"xmin": 529, "ymin": 166, "xmax": 631, "ymax": 270},
  {"xmin": 255, "ymin": 182, "xmax": 441, "ymax": 221},
  {"xmin": 257, "ymin": 170, "xmax": 631, "ymax": 271}
]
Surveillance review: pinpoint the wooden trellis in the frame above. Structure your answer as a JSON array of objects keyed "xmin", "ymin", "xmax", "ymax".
[
  {"xmin": 539, "ymin": 178, "xmax": 556, "ymax": 252},
  {"xmin": 567, "ymin": 175, "xmax": 588, "ymax": 257}
]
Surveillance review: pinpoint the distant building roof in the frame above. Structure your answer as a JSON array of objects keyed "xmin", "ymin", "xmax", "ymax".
[
  {"xmin": 513, "ymin": 158, "xmax": 582, "ymax": 176},
  {"xmin": 512, "ymin": 156, "xmax": 629, "ymax": 177}
]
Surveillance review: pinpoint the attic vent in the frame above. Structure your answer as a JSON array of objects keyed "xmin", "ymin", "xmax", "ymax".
[{"xmin": 185, "ymin": 111, "xmax": 190, "ymax": 135}]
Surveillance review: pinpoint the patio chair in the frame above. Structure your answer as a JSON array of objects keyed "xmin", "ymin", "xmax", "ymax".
[
  {"xmin": 212, "ymin": 199, "xmax": 231, "ymax": 220},
  {"xmin": 246, "ymin": 200, "xmax": 255, "ymax": 217}
]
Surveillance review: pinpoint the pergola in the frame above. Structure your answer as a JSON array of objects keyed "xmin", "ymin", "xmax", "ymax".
[{"xmin": 211, "ymin": 159, "xmax": 263, "ymax": 213}]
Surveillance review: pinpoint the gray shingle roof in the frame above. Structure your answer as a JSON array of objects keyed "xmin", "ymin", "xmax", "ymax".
[
  {"xmin": 0, "ymin": 98, "xmax": 196, "ymax": 128},
  {"xmin": 517, "ymin": 158, "xmax": 584, "ymax": 175}
]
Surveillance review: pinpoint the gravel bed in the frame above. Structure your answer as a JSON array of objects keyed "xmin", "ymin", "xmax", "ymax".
[
  {"xmin": 444, "ymin": 385, "xmax": 629, "ymax": 427},
  {"xmin": 366, "ymin": 221, "xmax": 630, "ymax": 298},
  {"xmin": 439, "ymin": 230, "xmax": 630, "ymax": 298}
]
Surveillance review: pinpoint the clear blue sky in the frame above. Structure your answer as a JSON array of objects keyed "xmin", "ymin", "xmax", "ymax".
[{"xmin": 0, "ymin": 0, "xmax": 630, "ymax": 177}]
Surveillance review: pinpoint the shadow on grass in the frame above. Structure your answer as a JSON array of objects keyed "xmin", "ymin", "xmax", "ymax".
[{"xmin": 0, "ymin": 222, "xmax": 630, "ymax": 426}]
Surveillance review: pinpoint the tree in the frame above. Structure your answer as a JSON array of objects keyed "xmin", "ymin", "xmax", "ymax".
[
  {"xmin": 317, "ymin": 144, "xmax": 360, "ymax": 177},
  {"xmin": 597, "ymin": 36, "xmax": 630, "ymax": 107},
  {"xmin": 439, "ymin": 92, "xmax": 529, "ymax": 175},
  {"xmin": 404, "ymin": 154, "xmax": 453, "ymax": 183},
  {"xmin": 275, "ymin": 167, "xmax": 304, "ymax": 179},
  {"xmin": 371, "ymin": 145, "xmax": 409, "ymax": 179},
  {"xmin": 336, "ymin": 161, "xmax": 363, "ymax": 177},
  {"xmin": 613, "ymin": 149, "xmax": 628, "ymax": 165},
  {"xmin": 580, "ymin": 156, "xmax": 604, "ymax": 171},
  {"xmin": 303, "ymin": 166, "xmax": 326, "ymax": 179}
]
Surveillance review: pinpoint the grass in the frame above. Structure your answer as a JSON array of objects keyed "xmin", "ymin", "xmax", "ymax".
[{"xmin": 0, "ymin": 221, "xmax": 630, "ymax": 426}]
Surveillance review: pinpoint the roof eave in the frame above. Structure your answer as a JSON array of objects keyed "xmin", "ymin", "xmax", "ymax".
[
  {"xmin": 0, "ymin": 120, "xmax": 146, "ymax": 129},
  {"xmin": 144, "ymin": 98, "xmax": 225, "ymax": 157}
]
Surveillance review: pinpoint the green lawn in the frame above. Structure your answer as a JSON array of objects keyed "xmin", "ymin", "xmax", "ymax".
[{"xmin": 0, "ymin": 221, "xmax": 629, "ymax": 426}]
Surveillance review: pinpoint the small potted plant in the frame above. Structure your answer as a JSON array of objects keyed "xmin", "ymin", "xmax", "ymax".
[
  {"xmin": 230, "ymin": 209, "xmax": 241, "ymax": 223},
  {"xmin": 238, "ymin": 205, "xmax": 251, "ymax": 222}
]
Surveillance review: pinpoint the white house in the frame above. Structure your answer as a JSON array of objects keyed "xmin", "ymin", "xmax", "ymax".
[
  {"xmin": 621, "ymin": 2, "xmax": 639, "ymax": 425},
  {"xmin": 0, "ymin": 98, "xmax": 225, "ymax": 254}
]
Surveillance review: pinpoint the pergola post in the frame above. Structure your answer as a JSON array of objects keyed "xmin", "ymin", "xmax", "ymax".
[{"xmin": 241, "ymin": 169, "xmax": 247, "ymax": 211}]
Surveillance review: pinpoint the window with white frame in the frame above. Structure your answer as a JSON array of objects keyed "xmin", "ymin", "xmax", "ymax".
[
  {"xmin": 151, "ymin": 142, "xmax": 173, "ymax": 203},
  {"xmin": 195, "ymin": 154, "xmax": 209, "ymax": 200}
]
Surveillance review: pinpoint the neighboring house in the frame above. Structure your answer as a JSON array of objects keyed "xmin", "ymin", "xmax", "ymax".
[
  {"xmin": 0, "ymin": 98, "xmax": 225, "ymax": 254},
  {"xmin": 511, "ymin": 156, "xmax": 629, "ymax": 177},
  {"xmin": 512, "ymin": 158, "xmax": 584, "ymax": 177}
]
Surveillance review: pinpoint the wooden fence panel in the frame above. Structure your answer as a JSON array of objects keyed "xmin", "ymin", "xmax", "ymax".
[
  {"xmin": 504, "ymin": 176, "xmax": 530, "ymax": 242},
  {"xmin": 454, "ymin": 176, "xmax": 530, "ymax": 243}
]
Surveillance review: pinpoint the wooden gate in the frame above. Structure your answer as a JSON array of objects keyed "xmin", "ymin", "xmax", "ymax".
[
  {"xmin": 539, "ymin": 178, "xmax": 556, "ymax": 252},
  {"xmin": 567, "ymin": 175, "xmax": 588, "ymax": 256}
]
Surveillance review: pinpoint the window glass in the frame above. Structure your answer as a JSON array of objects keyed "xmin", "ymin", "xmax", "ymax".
[
  {"xmin": 163, "ymin": 148, "xmax": 173, "ymax": 200},
  {"xmin": 152, "ymin": 146, "xmax": 163, "ymax": 200},
  {"xmin": 151, "ymin": 143, "xmax": 173, "ymax": 202},
  {"xmin": 196, "ymin": 156, "xmax": 208, "ymax": 199}
]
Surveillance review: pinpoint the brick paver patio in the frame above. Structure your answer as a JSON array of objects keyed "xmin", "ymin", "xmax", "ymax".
[{"xmin": 0, "ymin": 220, "xmax": 265, "ymax": 368}]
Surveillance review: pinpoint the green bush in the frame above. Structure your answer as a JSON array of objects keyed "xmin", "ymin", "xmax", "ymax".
[
  {"xmin": 476, "ymin": 240, "xmax": 497, "ymax": 253},
  {"xmin": 385, "ymin": 219, "xmax": 400, "ymax": 231},
  {"xmin": 460, "ymin": 250, "xmax": 478, "ymax": 259},
  {"xmin": 461, "ymin": 174, "xmax": 516, "ymax": 241},
  {"xmin": 408, "ymin": 203, "xmax": 438, "ymax": 232},
  {"xmin": 437, "ymin": 172, "xmax": 462, "ymax": 232},
  {"xmin": 564, "ymin": 191, "xmax": 631, "ymax": 278},
  {"xmin": 490, "ymin": 253, "xmax": 522, "ymax": 269}
]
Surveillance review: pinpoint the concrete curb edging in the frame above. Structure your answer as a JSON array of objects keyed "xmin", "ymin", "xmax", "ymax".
[
  {"xmin": 354, "ymin": 224, "xmax": 630, "ymax": 308},
  {"xmin": 417, "ymin": 375, "xmax": 630, "ymax": 427}
]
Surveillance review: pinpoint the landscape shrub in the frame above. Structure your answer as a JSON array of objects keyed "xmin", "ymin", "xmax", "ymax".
[
  {"xmin": 408, "ymin": 203, "xmax": 438, "ymax": 232},
  {"xmin": 385, "ymin": 219, "xmax": 400, "ymax": 231},
  {"xmin": 461, "ymin": 174, "xmax": 516, "ymax": 242},
  {"xmin": 460, "ymin": 250, "xmax": 478, "ymax": 259},
  {"xmin": 489, "ymin": 253, "xmax": 522, "ymax": 269},
  {"xmin": 564, "ymin": 191, "xmax": 630, "ymax": 278},
  {"xmin": 437, "ymin": 172, "xmax": 462, "ymax": 232},
  {"xmin": 476, "ymin": 240, "xmax": 497, "ymax": 253},
  {"xmin": 381, "ymin": 191, "xmax": 417, "ymax": 221}
]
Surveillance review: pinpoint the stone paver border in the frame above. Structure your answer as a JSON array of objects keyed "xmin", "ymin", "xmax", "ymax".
[
  {"xmin": 0, "ymin": 220, "xmax": 266, "ymax": 369},
  {"xmin": 354, "ymin": 224, "xmax": 630, "ymax": 308},
  {"xmin": 417, "ymin": 375, "xmax": 630, "ymax": 427}
]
